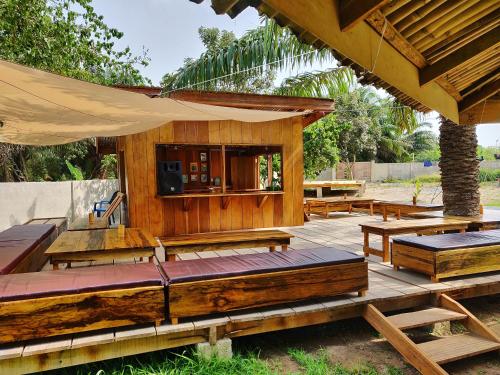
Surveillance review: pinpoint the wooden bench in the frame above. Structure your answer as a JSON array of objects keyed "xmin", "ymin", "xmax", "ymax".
[
  {"xmin": 160, "ymin": 229, "xmax": 294, "ymax": 262},
  {"xmin": 0, "ymin": 224, "xmax": 57, "ymax": 275},
  {"xmin": 392, "ymin": 229, "xmax": 500, "ymax": 282},
  {"xmin": 0, "ymin": 263, "xmax": 165, "ymax": 344},
  {"xmin": 375, "ymin": 201, "xmax": 444, "ymax": 221},
  {"xmin": 409, "ymin": 209, "xmax": 500, "ymax": 231},
  {"xmin": 160, "ymin": 247, "xmax": 368, "ymax": 324},
  {"xmin": 360, "ymin": 218, "xmax": 471, "ymax": 262},
  {"xmin": 305, "ymin": 197, "xmax": 374, "ymax": 218},
  {"xmin": 25, "ymin": 217, "xmax": 67, "ymax": 235}
]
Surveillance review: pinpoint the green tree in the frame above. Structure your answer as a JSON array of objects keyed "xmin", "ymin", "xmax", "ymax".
[{"xmin": 0, "ymin": 0, "xmax": 147, "ymax": 181}]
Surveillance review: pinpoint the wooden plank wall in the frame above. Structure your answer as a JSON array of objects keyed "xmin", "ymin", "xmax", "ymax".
[{"xmin": 119, "ymin": 117, "xmax": 304, "ymax": 237}]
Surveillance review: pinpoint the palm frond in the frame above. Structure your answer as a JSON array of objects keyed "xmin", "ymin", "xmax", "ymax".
[
  {"xmin": 163, "ymin": 19, "xmax": 333, "ymax": 92},
  {"xmin": 274, "ymin": 67, "xmax": 355, "ymax": 98}
]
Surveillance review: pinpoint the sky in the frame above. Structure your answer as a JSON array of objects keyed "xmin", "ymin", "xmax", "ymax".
[{"xmin": 92, "ymin": 0, "xmax": 499, "ymax": 148}]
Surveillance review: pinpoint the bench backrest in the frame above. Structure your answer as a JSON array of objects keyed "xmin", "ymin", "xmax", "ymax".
[{"xmin": 102, "ymin": 192, "xmax": 125, "ymax": 220}]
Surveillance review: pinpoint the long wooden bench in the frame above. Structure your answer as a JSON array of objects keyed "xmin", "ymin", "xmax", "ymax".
[
  {"xmin": 0, "ymin": 224, "xmax": 57, "ymax": 274},
  {"xmin": 160, "ymin": 229, "xmax": 294, "ymax": 262},
  {"xmin": 392, "ymin": 229, "xmax": 500, "ymax": 282},
  {"xmin": 25, "ymin": 217, "xmax": 67, "ymax": 235},
  {"xmin": 160, "ymin": 247, "xmax": 368, "ymax": 324},
  {"xmin": 360, "ymin": 218, "xmax": 471, "ymax": 262},
  {"xmin": 0, "ymin": 263, "xmax": 165, "ymax": 344},
  {"xmin": 375, "ymin": 201, "xmax": 444, "ymax": 221},
  {"xmin": 305, "ymin": 197, "xmax": 374, "ymax": 218}
]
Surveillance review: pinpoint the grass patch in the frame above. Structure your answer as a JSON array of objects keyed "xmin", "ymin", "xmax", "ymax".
[
  {"xmin": 288, "ymin": 348, "xmax": 404, "ymax": 375},
  {"xmin": 43, "ymin": 347, "xmax": 406, "ymax": 375}
]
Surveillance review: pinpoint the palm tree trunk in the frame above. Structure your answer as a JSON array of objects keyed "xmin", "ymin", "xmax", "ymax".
[{"xmin": 439, "ymin": 116, "xmax": 480, "ymax": 216}]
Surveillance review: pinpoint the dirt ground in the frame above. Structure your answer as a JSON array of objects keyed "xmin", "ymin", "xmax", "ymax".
[
  {"xmin": 234, "ymin": 295, "xmax": 500, "ymax": 374},
  {"xmin": 364, "ymin": 182, "xmax": 499, "ymax": 207}
]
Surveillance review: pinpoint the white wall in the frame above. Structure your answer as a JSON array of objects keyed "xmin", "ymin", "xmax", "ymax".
[
  {"xmin": 0, "ymin": 180, "xmax": 118, "ymax": 231},
  {"xmin": 320, "ymin": 160, "xmax": 500, "ymax": 182}
]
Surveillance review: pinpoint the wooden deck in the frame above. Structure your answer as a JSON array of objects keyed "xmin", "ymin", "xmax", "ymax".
[{"xmin": 2, "ymin": 213, "xmax": 499, "ymax": 374}]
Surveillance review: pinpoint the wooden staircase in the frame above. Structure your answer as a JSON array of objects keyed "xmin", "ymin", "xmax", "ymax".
[{"xmin": 363, "ymin": 294, "xmax": 499, "ymax": 374}]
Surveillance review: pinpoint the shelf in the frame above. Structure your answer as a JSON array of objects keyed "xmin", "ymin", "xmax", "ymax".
[
  {"xmin": 157, "ymin": 191, "xmax": 284, "ymax": 199},
  {"xmin": 157, "ymin": 191, "xmax": 284, "ymax": 211}
]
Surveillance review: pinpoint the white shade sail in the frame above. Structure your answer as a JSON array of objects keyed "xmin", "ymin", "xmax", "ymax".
[{"xmin": 0, "ymin": 60, "xmax": 306, "ymax": 145}]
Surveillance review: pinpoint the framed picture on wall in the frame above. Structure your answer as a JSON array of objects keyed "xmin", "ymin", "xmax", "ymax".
[
  {"xmin": 201, "ymin": 163, "xmax": 208, "ymax": 172},
  {"xmin": 201, "ymin": 174, "xmax": 208, "ymax": 183},
  {"xmin": 200, "ymin": 152, "xmax": 207, "ymax": 162},
  {"xmin": 190, "ymin": 162, "xmax": 198, "ymax": 172},
  {"xmin": 190, "ymin": 174, "xmax": 198, "ymax": 182}
]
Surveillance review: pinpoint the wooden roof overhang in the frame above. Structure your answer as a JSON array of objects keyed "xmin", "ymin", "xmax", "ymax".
[
  {"xmin": 98, "ymin": 88, "xmax": 334, "ymax": 154},
  {"xmin": 191, "ymin": 0, "xmax": 500, "ymax": 125}
]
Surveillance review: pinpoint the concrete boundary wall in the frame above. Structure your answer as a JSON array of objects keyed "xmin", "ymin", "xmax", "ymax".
[
  {"xmin": 317, "ymin": 160, "xmax": 500, "ymax": 182},
  {"xmin": 0, "ymin": 180, "xmax": 118, "ymax": 231}
]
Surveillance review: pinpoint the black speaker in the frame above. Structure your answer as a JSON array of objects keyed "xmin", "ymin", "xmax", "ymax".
[{"xmin": 157, "ymin": 161, "xmax": 183, "ymax": 195}]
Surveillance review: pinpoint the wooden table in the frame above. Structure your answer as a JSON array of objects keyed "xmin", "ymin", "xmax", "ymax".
[
  {"xmin": 68, "ymin": 217, "xmax": 109, "ymax": 231},
  {"xmin": 45, "ymin": 228, "xmax": 158, "ymax": 269},
  {"xmin": 376, "ymin": 201, "xmax": 444, "ymax": 221},
  {"xmin": 360, "ymin": 218, "xmax": 470, "ymax": 262},
  {"xmin": 409, "ymin": 209, "xmax": 500, "ymax": 230},
  {"xmin": 304, "ymin": 180, "xmax": 365, "ymax": 197},
  {"xmin": 160, "ymin": 229, "xmax": 294, "ymax": 261},
  {"xmin": 305, "ymin": 197, "xmax": 374, "ymax": 218}
]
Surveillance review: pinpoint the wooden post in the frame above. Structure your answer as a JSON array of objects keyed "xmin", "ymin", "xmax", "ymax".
[
  {"xmin": 267, "ymin": 154, "xmax": 273, "ymax": 188},
  {"xmin": 363, "ymin": 230, "xmax": 369, "ymax": 257},
  {"xmin": 382, "ymin": 234, "xmax": 390, "ymax": 262}
]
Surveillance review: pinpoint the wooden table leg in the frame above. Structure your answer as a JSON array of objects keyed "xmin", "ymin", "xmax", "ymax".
[
  {"xmin": 324, "ymin": 203, "xmax": 328, "ymax": 218},
  {"xmin": 269, "ymin": 246, "xmax": 276, "ymax": 252},
  {"xmin": 382, "ymin": 234, "xmax": 390, "ymax": 262},
  {"xmin": 383, "ymin": 206, "xmax": 388, "ymax": 221},
  {"xmin": 52, "ymin": 263, "xmax": 59, "ymax": 270},
  {"xmin": 167, "ymin": 254, "xmax": 176, "ymax": 262},
  {"xmin": 459, "ymin": 228, "xmax": 466, "ymax": 233},
  {"xmin": 396, "ymin": 209, "xmax": 401, "ymax": 220},
  {"xmin": 282, "ymin": 244, "xmax": 288, "ymax": 251},
  {"xmin": 369, "ymin": 203, "xmax": 374, "ymax": 216},
  {"xmin": 348, "ymin": 203, "xmax": 353, "ymax": 214},
  {"xmin": 66, "ymin": 262, "xmax": 71, "ymax": 269},
  {"xmin": 148, "ymin": 256, "xmax": 154, "ymax": 263},
  {"xmin": 363, "ymin": 230, "xmax": 369, "ymax": 257},
  {"xmin": 304, "ymin": 211, "xmax": 310, "ymax": 222}
]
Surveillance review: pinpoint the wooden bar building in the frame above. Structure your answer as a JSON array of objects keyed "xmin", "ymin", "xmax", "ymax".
[{"xmin": 113, "ymin": 90, "xmax": 334, "ymax": 237}]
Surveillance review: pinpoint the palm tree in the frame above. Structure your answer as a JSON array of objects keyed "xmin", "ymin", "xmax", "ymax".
[{"xmin": 439, "ymin": 117, "xmax": 480, "ymax": 216}]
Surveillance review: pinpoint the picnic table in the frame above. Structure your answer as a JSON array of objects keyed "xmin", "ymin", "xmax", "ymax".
[
  {"xmin": 160, "ymin": 229, "xmax": 293, "ymax": 261},
  {"xmin": 45, "ymin": 228, "xmax": 158, "ymax": 269},
  {"xmin": 359, "ymin": 218, "xmax": 471, "ymax": 262},
  {"xmin": 305, "ymin": 197, "xmax": 374, "ymax": 218},
  {"xmin": 409, "ymin": 209, "xmax": 500, "ymax": 230},
  {"xmin": 376, "ymin": 201, "xmax": 444, "ymax": 221},
  {"xmin": 304, "ymin": 180, "xmax": 365, "ymax": 197}
]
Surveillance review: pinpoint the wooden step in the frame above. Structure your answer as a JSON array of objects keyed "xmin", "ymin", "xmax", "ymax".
[
  {"xmin": 387, "ymin": 307, "xmax": 467, "ymax": 330},
  {"xmin": 417, "ymin": 333, "xmax": 500, "ymax": 364}
]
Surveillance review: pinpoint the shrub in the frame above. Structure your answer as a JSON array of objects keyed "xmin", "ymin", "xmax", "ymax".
[{"xmin": 479, "ymin": 169, "xmax": 500, "ymax": 182}]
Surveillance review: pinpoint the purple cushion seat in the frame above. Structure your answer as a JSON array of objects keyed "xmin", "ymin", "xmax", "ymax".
[
  {"xmin": 0, "ymin": 263, "xmax": 164, "ymax": 302},
  {"xmin": 393, "ymin": 229, "xmax": 500, "ymax": 251},
  {"xmin": 0, "ymin": 224, "xmax": 56, "ymax": 275},
  {"xmin": 161, "ymin": 247, "xmax": 364, "ymax": 283}
]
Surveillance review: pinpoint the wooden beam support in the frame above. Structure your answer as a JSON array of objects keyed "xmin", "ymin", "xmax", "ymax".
[
  {"xmin": 339, "ymin": 0, "xmax": 389, "ymax": 32},
  {"xmin": 458, "ymin": 79, "xmax": 500, "ymax": 112},
  {"xmin": 459, "ymin": 97, "xmax": 500, "ymax": 125},
  {"xmin": 420, "ymin": 27, "xmax": 500, "ymax": 86}
]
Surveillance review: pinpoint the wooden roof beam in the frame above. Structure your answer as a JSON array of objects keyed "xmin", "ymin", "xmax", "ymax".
[
  {"xmin": 458, "ymin": 79, "xmax": 500, "ymax": 112},
  {"xmin": 258, "ymin": 0, "xmax": 459, "ymax": 122},
  {"xmin": 339, "ymin": 0, "xmax": 389, "ymax": 32},
  {"xmin": 420, "ymin": 27, "xmax": 500, "ymax": 86},
  {"xmin": 459, "ymin": 97, "xmax": 500, "ymax": 125}
]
